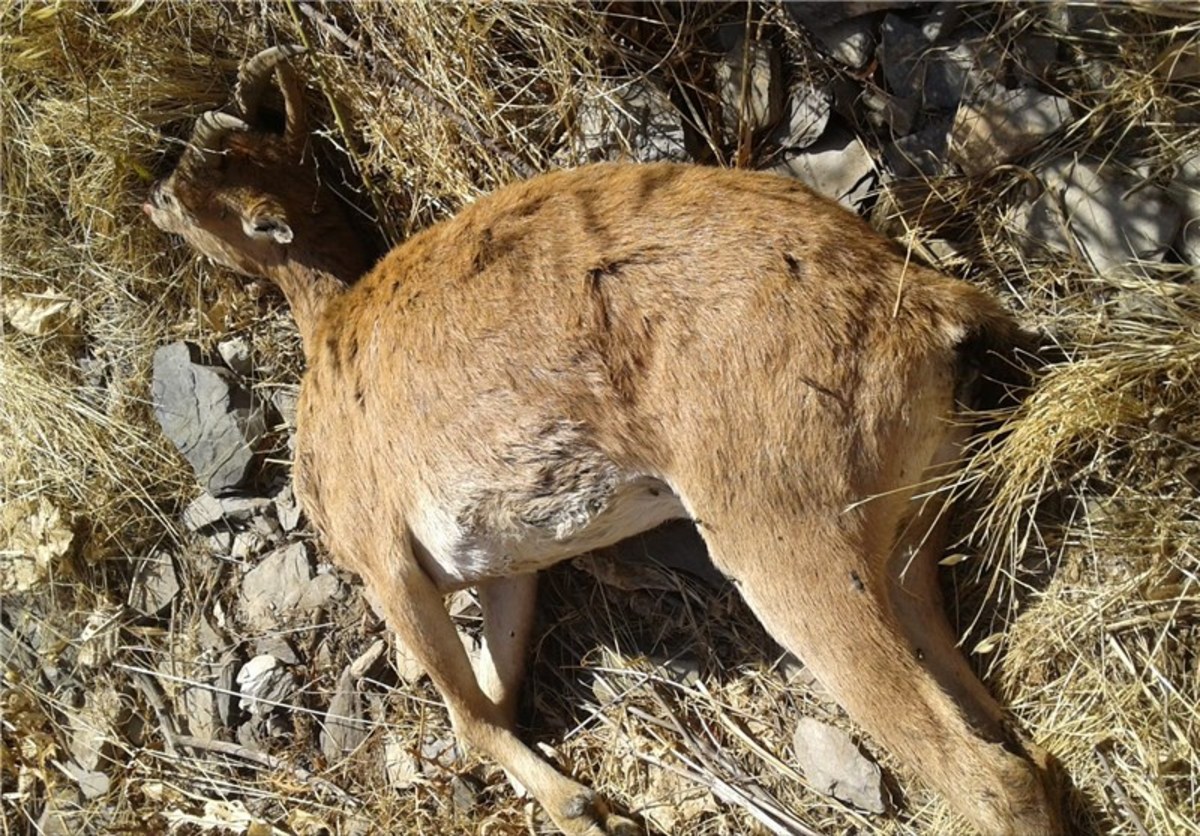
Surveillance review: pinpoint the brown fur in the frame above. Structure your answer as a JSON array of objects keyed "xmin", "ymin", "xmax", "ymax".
[{"xmin": 146, "ymin": 57, "xmax": 1063, "ymax": 835}]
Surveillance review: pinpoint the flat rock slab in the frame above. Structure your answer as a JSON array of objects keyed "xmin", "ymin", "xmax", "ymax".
[
  {"xmin": 951, "ymin": 84, "xmax": 1072, "ymax": 176},
  {"xmin": 793, "ymin": 717, "xmax": 887, "ymax": 814},
  {"xmin": 129, "ymin": 551, "xmax": 180, "ymax": 615},
  {"xmin": 239, "ymin": 542, "xmax": 340, "ymax": 631},
  {"xmin": 1016, "ymin": 156, "xmax": 1183, "ymax": 273},
  {"xmin": 152, "ymin": 342, "xmax": 266, "ymax": 496}
]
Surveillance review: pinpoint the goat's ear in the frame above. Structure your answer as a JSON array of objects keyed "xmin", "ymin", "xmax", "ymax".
[{"xmin": 242, "ymin": 205, "xmax": 293, "ymax": 244}]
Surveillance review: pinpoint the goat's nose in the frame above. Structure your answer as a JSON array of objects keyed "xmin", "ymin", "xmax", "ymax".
[{"xmin": 142, "ymin": 201, "xmax": 154, "ymax": 216}]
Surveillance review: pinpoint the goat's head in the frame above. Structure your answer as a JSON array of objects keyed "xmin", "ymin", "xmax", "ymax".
[{"xmin": 146, "ymin": 46, "xmax": 355, "ymax": 280}]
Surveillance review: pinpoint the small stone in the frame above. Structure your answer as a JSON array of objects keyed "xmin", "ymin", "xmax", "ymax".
[
  {"xmin": 571, "ymin": 79, "xmax": 688, "ymax": 163},
  {"xmin": 394, "ymin": 638, "xmax": 427, "ymax": 685},
  {"xmin": 451, "ymin": 774, "xmax": 483, "ymax": 813},
  {"xmin": 152, "ymin": 342, "xmax": 266, "ymax": 496},
  {"xmin": 777, "ymin": 79, "xmax": 832, "ymax": 151},
  {"xmin": 231, "ymin": 530, "xmax": 269, "ymax": 560},
  {"xmin": 420, "ymin": 735, "xmax": 464, "ymax": 777},
  {"xmin": 254, "ymin": 637, "xmax": 300, "ymax": 666},
  {"xmin": 885, "ymin": 120, "xmax": 951, "ymax": 178},
  {"xmin": 236, "ymin": 654, "xmax": 295, "ymax": 718},
  {"xmin": 321, "ymin": 668, "xmax": 366, "ymax": 762},
  {"xmin": 181, "ymin": 685, "xmax": 217, "ymax": 739},
  {"xmin": 271, "ymin": 387, "xmax": 299, "ymax": 429},
  {"xmin": 808, "ymin": 16, "xmax": 877, "ymax": 70},
  {"xmin": 240, "ymin": 542, "xmax": 326, "ymax": 630},
  {"xmin": 182, "ymin": 493, "xmax": 272, "ymax": 531},
  {"xmin": 950, "ymin": 84, "xmax": 1072, "ymax": 176},
  {"xmin": 385, "ymin": 735, "xmax": 422, "ymax": 790},
  {"xmin": 59, "ymin": 761, "xmax": 110, "ymax": 801},
  {"xmin": 651, "ymin": 654, "xmax": 701, "ymax": 687},
  {"xmin": 860, "ymin": 85, "xmax": 919, "ymax": 136},
  {"xmin": 349, "ymin": 639, "xmax": 386, "ymax": 679},
  {"xmin": 217, "ymin": 337, "xmax": 252, "ymax": 376},
  {"xmin": 775, "ymin": 128, "xmax": 875, "ymax": 209},
  {"xmin": 273, "ymin": 484, "xmax": 302, "ymax": 532},
  {"xmin": 716, "ymin": 35, "xmax": 783, "ymax": 144},
  {"xmin": 793, "ymin": 717, "xmax": 887, "ymax": 814}
]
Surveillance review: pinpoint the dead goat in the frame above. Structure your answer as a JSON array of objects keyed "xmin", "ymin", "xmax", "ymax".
[{"xmin": 145, "ymin": 46, "xmax": 1063, "ymax": 836}]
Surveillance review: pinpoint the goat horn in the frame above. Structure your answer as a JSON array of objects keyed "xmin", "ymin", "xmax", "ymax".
[
  {"xmin": 275, "ymin": 60, "xmax": 308, "ymax": 156},
  {"xmin": 235, "ymin": 44, "xmax": 306, "ymax": 124},
  {"xmin": 184, "ymin": 110, "xmax": 250, "ymax": 171}
]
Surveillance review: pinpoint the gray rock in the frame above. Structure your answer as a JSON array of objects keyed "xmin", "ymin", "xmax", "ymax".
[
  {"xmin": 1015, "ymin": 157, "xmax": 1184, "ymax": 273},
  {"xmin": 35, "ymin": 786, "xmax": 83, "ymax": 835},
  {"xmin": 182, "ymin": 492, "xmax": 272, "ymax": 532},
  {"xmin": 236, "ymin": 653, "xmax": 295, "ymax": 718},
  {"xmin": 775, "ymin": 128, "xmax": 876, "ymax": 209},
  {"xmin": 59, "ymin": 760, "xmax": 110, "ymax": 801},
  {"xmin": 385, "ymin": 734, "xmax": 422, "ymax": 789},
  {"xmin": 152, "ymin": 342, "xmax": 266, "ymax": 496},
  {"xmin": 572, "ymin": 79, "xmax": 688, "ymax": 163},
  {"xmin": 322, "ymin": 668, "xmax": 366, "ymax": 761},
  {"xmin": 716, "ymin": 36, "xmax": 784, "ymax": 144},
  {"xmin": 451, "ymin": 775, "xmax": 483, "ymax": 813},
  {"xmin": 1013, "ymin": 32, "xmax": 1059, "ymax": 85},
  {"xmin": 950, "ymin": 84, "xmax": 1073, "ymax": 176},
  {"xmin": 271, "ymin": 386, "xmax": 299, "ymax": 429},
  {"xmin": 884, "ymin": 120, "xmax": 951, "ymax": 178},
  {"xmin": 240, "ymin": 542, "xmax": 336, "ymax": 630},
  {"xmin": 860, "ymin": 86, "xmax": 919, "ymax": 136},
  {"xmin": 273, "ymin": 484, "xmax": 302, "ymax": 533},
  {"xmin": 254, "ymin": 636, "xmax": 300, "ymax": 666},
  {"xmin": 129, "ymin": 551, "xmax": 179, "ymax": 615},
  {"xmin": 879, "ymin": 16, "xmax": 1000, "ymax": 110},
  {"xmin": 793, "ymin": 717, "xmax": 887, "ymax": 814},
  {"xmin": 1168, "ymin": 151, "xmax": 1200, "ymax": 266},
  {"xmin": 777, "ymin": 79, "xmax": 832, "ymax": 151},
  {"xmin": 812, "ymin": 16, "xmax": 877, "ymax": 70},
  {"xmin": 217, "ymin": 337, "xmax": 251, "ymax": 376},
  {"xmin": 420, "ymin": 734, "xmax": 464, "ymax": 777},
  {"xmin": 181, "ymin": 685, "xmax": 217, "ymax": 739}
]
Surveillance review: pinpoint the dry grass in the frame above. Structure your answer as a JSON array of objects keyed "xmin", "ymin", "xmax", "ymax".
[{"xmin": 2, "ymin": 2, "xmax": 1198, "ymax": 834}]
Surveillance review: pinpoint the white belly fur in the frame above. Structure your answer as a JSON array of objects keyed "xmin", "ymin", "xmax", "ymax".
[{"xmin": 415, "ymin": 476, "xmax": 687, "ymax": 589}]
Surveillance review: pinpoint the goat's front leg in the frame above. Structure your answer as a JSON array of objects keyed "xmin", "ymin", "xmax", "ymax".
[
  {"xmin": 477, "ymin": 573, "xmax": 539, "ymax": 724},
  {"xmin": 361, "ymin": 540, "xmax": 635, "ymax": 836}
]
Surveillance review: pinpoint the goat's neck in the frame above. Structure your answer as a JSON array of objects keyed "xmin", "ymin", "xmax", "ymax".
[{"xmin": 269, "ymin": 261, "xmax": 347, "ymax": 358}]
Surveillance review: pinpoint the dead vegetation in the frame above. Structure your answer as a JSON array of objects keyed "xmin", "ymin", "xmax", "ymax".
[{"xmin": 2, "ymin": 2, "xmax": 1198, "ymax": 834}]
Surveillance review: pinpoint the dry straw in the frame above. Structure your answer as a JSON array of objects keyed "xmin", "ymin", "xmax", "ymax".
[{"xmin": 2, "ymin": 2, "xmax": 1197, "ymax": 834}]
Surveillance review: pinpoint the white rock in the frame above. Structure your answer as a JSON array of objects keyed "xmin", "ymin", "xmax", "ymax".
[
  {"xmin": 217, "ymin": 337, "xmax": 252, "ymax": 376},
  {"xmin": 236, "ymin": 654, "xmax": 294, "ymax": 717}
]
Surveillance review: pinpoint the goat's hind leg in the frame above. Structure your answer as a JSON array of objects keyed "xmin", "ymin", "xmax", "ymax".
[
  {"xmin": 690, "ymin": 505, "xmax": 1061, "ymax": 836},
  {"xmin": 361, "ymin": 539, "xmax": 635, "ymax": 835}
]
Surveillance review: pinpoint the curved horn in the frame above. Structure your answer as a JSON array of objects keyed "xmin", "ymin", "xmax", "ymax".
[
  {"xmin": 274, "ymin": 60, "xmax": 308, "ymax": 156},
  {"xmin": 234, "ymin": 44, "xmax": 306, "ymax": 125},
  {"xmin": 183, "ymin": 110, "xmax": 250, "ymax": 172}
]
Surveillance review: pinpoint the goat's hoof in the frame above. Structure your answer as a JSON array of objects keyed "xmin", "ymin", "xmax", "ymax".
[
  {"xmin": 604, "ymin": 813, "xmax": 641, "ymax": 835},
  {"xmin": 559, "ymin": 791, "xmax": 642, "ymax": 835}
]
